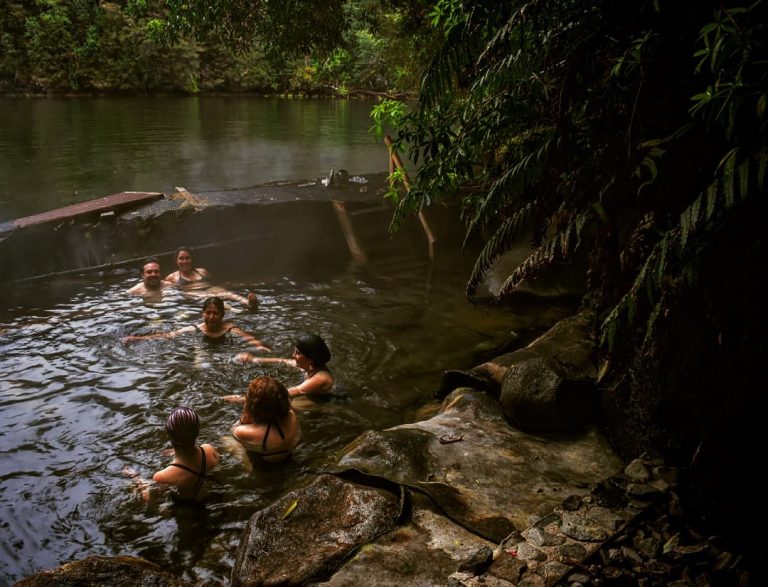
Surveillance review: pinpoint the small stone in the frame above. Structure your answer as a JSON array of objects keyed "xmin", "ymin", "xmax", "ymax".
[
  {"xmin": 673, "ymin": 543, "xmax": 708, "ymax": 556},
  {"xmin": 516, "ymin": 542, "xmax": 548, "ymax": 562},
  {"xmin": 517, "ymin": 571, "xmax": 546, "ymax": 586},
  {"xmin": 457, "ymin": 545, "xmax": 494, "ymax": 574},
  {"xmin": 602, "ymin": 566, "xmax": 623, "ymax": 580},
  {"xmin": 562, "ymin": 495, "xmax": 583, "ymax": 511},
  {"xmin": 525, "ymin": 526, "xmax": 566, "ymax": 547},
  {"xmin": 652, "ymin": 465, "xmax": 679, "ymax": 485},
  {"xmin": 569, "ymin": 573, "xmax": 591, "ymax": 584},
  {"xmin": 543, "ymin": 560, "xmax": 571, "ymax": 579},
  {"xmin": 560, "ymin": 511, "xmax": 609, "ymax": 542},
  {"xmin": 600, "ymin": 548, "xmax": 624, "ymax": 566},
  {"xmin": 627, "ymin": 483, "xmax": 663, "ymax": 500},
  {"xmin": 587, "ymin": 506, "xmax": 625, "ymax": 531},
  {"xmin": 633, "ymin": 532, "xmax": 660, "ymax": 559},
  {"xmin": 621, "ymin": 546, "xmax": 644, "ymax": 565},
  {"xmin": 488, "ymin": 552, "xmax": 527, "ymax": 584},
  {"xmin": 558, "ymin": 543, "xmax": 588, "ymax": 561},
  {"xmin": 625, "ymin": 459, "xmax": 651, "ymax": 481}
]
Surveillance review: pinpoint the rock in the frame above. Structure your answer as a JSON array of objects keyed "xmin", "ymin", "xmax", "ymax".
[
  {"xmin": 524, "ymin": 526, "xmax": 566, "ymax": 547},
  {"xmin": 627, "ymin": 482, "xmax": 663, "ymax": 500},
  {"xmin": 560, "ymin": 511, "xmax": 610, "ymax": 542},
  {"xmin": 515, "ymin": 542, "xmax": 548, "ymax": 562},
  {"xmin": 231, "ymin": 474, "xmax": 402, "ymax": 586},
  {"xmin": 487, "ymin": 551, "xmax": 527, "ymax": 583},
  {"xmin": 624, "ymin": 458, "xmax": 651, "ymax": 481},
  {"xmin": 14, "ymin": 555, "xmax": 190, "ymax": 586},
  {"xmin": 457, "ymin": 546, "xmax": 494, "ymax": 574},
  {"xmin": 562, "ymin": 494, "xmax": 583, "ymax": 511},
  {"xmin": 329, "ymin": 388, "xmax": 621, "ymax": 542},
  {"xmin": 586, "ymin": 506, "xmax": 625, "ymax": 531},
  {"xmin": 557, "ymin": 543, "xmax": 588, "ymax": 561},
  {"xmin": 498, "ymin": 310, "xmax": 601, "ymax": 433}
]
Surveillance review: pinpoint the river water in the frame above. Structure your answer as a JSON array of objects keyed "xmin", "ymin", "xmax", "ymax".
[
  {"xmin": 0, "ymin": 97, "xmax": 574, "ymax": 584},
  {"xmin": 0, "ymin": 96, "xmax": 389, "ymax": 222}
]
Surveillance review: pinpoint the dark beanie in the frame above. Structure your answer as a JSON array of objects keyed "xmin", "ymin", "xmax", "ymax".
[{"xmin": 295, "ymin": 334, "xmax": 331, "ymax": 366}]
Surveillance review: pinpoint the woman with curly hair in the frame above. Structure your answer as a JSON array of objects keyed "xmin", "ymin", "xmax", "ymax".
[{"xmin": 229, "ymin": 376, "xmax": 302, "ymax": 463}]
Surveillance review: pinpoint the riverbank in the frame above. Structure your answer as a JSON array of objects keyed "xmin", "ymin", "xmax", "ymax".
[{"xmin": 13, "ymin": 307, "xmax": 763, "ymax": 585}]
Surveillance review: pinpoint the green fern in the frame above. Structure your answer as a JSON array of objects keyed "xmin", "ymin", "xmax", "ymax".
[{"xmin": 466, "ymin": 201, "xmax": 536, "ymax": 298}]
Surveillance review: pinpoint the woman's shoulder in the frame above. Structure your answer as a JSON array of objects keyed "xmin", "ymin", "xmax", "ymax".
[
  {"xmin": 164, "ymin": 271, "xmax": 180, "ymax": 283},
  {"xmin": 202, "ymin": 443, "xmax": 220, "ymax": 466}
]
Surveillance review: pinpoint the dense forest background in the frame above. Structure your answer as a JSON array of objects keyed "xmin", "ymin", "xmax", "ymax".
[
  {"xmin": 0, "ymin": 0, "xmax": 428, "ymax": 95},
  {"xmin": 3, "ymin": 0, "xmax": 767, "ymax": 563}
]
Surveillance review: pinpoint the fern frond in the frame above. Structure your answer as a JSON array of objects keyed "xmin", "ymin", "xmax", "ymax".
[
  {"xmin": 600, "ymin": 235, "xmax": 668, "ymax": 351},
  {"xmin": 705, "ymin": 182, "xmax": 718, "ymax": 221},
  {"xmin": 642, "ymin": 299, "xmax": 664, "ymax": 349},
  {"xmin": 465, "ymin": 201, "xmax": 536, "ymax": 298},
  {"xmin": 463, "ymin": 136, "xmax": 554, "ymax": 245},
  {"xmin": 495, "ymin": 245, "xmax": 554, "ymax": 299},
  {"xmin": 722, "ymin": 149, "xmax": 737, "ymax": 209},
  {"xmin": 758, "ymin": 150, "xmax": 768, "ymax": 189},
  {"xmin": 738, "ymin": 158, "xmax": 750, "ymax": 202}
]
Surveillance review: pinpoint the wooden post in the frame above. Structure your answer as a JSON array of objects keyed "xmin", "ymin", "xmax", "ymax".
[
  {"xmin": 332, "ymin": 200, "xmax": 368, "ymax": 263},
  {"xmin": 384, "ymin": 135, "xmax": 435, "ymax": 258}
]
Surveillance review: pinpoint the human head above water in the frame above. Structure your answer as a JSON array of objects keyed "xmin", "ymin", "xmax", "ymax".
[
  {"xmin": 294, "ymin": 334, "xmax": 331, "ymax": 367},
  {"xmin": 141, "ymin": 256, "xmax": 160, "ymax": 276},
  {"xmin": 245, "ymin": 376, "xmax": 291, "ymax": 422},
  {"xmin": 175, "ymin": 246, "xmax": 193, "ymax": 264},
  {"xmin": 165, "ymin": 406, "xmax": 200, "ymax": 448},
  {"xmin": 202, "ymin": 296, "xmax": 225, "ymax": 315}
]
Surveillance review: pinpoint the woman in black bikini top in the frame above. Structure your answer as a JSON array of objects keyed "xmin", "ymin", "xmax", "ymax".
[
  {"xmin": 165, "ymin": 247, "xmax": 211, "ymax": 287},
  {"xmin": 153, "ymin": 407, "xmax": 219, "ymax": 502},
  {"xmin": 230, "ymin": 376, "xmax": 302, "ymax": 463}
]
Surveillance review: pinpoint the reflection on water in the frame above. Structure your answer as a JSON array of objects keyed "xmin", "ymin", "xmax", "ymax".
[
  {"xmin": 0, "ymin": 96, "xmax": 387, "ymax": 222},
  {"xmin": 0, "ymin": 252, "xmax": 574, "ymax": 584}
]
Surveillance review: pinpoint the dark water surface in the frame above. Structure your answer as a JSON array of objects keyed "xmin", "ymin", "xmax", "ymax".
[
  {"xmin": 0, "ymin": 95, "xmax": 575, "ymax": 584},
  {"xmin": 0, "ymin": 247, "xmax": 574, "ymax": 584},
  {"xmin": 0, "ymin": 96, "xmax": 387, "ymax": 222}
]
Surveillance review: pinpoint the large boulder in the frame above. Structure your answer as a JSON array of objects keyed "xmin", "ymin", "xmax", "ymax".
[
  {"xmin": 499, "ymin": 310, "xmax": 599, "ymax": 433},
  {"xmin": 322, "ymin": 493, "xmax": 497, "ymax": 586},
  {"xmin": 329, "ymin": 388, "xmax": 622, "ymax": 542},
  {"xmin": 231, "ymin": 474, "xmax": 403, "ymax": 586},
  {"xmin": 436, "ymin": 310, "xmax": 600, "ymax": 434},
  {"xmin": 13, "ymin": 555, "xmax": 190, "ymax": 586}
]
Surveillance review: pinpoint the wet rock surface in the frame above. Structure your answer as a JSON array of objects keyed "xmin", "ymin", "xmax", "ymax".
[
  {"xmin": 15, "ymin": 309, "xmax": 761, "ymax": 586},
  {"xmin": 450, "ymin": 456, "xmax": 757, "ymax": 587},
  {"xmin": 232, "ymin": 475, "xmax": 403, "ymax": 586},
  {"xmin": 436, "ymin": 310, "xmax": 600, "ymax": 434},
  {"xmin": 13, "ymin": 555, "xmax": 191, "ymax": 586},
  {"xmin": 329, "ymin": 388, "xmax": 623, "ymax": 542},
  {"xmin": 231, "ymin": 474, "xmax": 403, "ymax": 586}
]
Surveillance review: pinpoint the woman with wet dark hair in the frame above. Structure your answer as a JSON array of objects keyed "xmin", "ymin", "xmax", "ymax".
[
  {"xmin": 229, "ymin": 376, "xmax": 302, "ymax": 463},
  {"xmin": 123, "ymin": 296, "xmax": 270, "ymax": 350},
  {"xmin": 232, "ymin": 333, "xmax": 334, "ymax": 397},
  {"xmin": 165, "ymin": 246, "xmax": 258, "ymax": 309},
  {"xmin": 123, "ymin": 406, "xmax": 219, "ymax": 503}
]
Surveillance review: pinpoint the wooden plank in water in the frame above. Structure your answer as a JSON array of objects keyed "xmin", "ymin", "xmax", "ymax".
[{"xmin": 12, "ymin": 191, "xmax": 164, "ymax": 229}]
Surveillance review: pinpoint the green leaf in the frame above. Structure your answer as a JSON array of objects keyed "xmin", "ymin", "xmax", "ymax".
[{"xmin": 281, "ymin": 499, "xmax": 298, "ymax": 520}]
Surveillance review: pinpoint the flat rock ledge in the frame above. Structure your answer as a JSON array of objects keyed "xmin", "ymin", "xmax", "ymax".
[{"xmin": 13, "ymin": 555, "xmax": 190, "ymax": 586}]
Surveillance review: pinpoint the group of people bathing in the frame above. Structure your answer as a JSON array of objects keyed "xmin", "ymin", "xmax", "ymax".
[{"xmin": 122, "ymin": 247, "xmax": 334, "ymax": 505}]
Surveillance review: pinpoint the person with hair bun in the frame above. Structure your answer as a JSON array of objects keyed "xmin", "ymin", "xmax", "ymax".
[
  {"xmin": 123, "ymin": 406, "xmax": 219, "ymax": 504},
  {"xmin": 233, "ymin": 333, "xmax": 334, "ymax": 397},
  {"xmin": 229, "ymin": 376, "xmax": 301, "ymax": 463}
]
